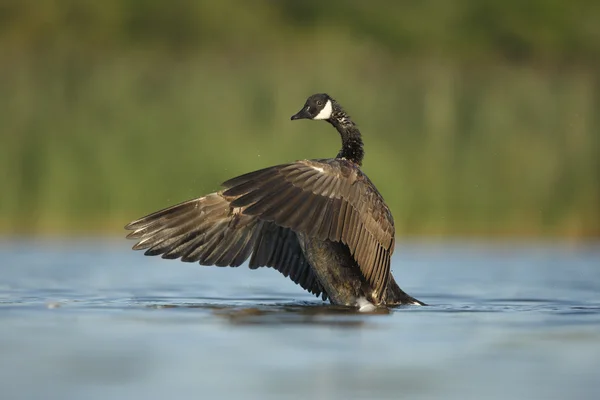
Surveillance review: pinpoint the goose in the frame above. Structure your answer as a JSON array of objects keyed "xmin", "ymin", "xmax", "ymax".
[{"xmin": 125, "ymin": 93, "xmax": 424, "ymax": 310}]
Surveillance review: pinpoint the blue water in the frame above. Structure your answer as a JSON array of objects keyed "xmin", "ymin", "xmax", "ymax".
[{"xmin": 1, "ymin": 238, "xmax": 599, "ymax": 400}]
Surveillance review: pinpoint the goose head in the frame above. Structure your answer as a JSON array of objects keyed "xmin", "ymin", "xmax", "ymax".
[{"xmin": 291, "ymin": 93, "xmax": 334, "ymax": 121}]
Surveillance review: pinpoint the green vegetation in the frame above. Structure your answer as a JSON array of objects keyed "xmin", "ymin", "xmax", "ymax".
[{"xmin": 0, "ymin": 1, "xmax": 598, "ymax": 237}]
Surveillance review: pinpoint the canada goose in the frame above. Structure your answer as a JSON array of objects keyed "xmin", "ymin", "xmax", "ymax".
[{"xmin": 125, "ymin": 93, "xmax": 424, "ymax": 310}]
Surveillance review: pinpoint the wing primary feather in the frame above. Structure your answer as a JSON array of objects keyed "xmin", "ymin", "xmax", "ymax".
[
  {"xmin": 365, "ymin": 236, "xmax": 377, "ymax": 281},
  {"xmin": 228, "ymin": 223, "xmax": 260, "ymax": 266},
  {"xmin": 279, "ymin": 191, "xmax": 318, "ymax": 230},
  {"xmin": 276, "ymin": 232, "xmax": 294, "ymax": 277},
  {"xmin": 221, "ymin": 166, "xmax": 278, "ymax": 191},
  {"xmin": 346, "ymin": 208, "xmax": 360, "ymax": 251},
  {"xmin": 230, "ymin": 179, "xmax": 287, "ymax": 208},
  {"xmin": 249, "ymin": 231, "xmax": 270, "ymax": 269},
  {"xmin": 296, "ymin": 195, "xmax": 327, "ymax": 234},
  {"xmin": 267, "ymin": 227, "xmax": 286, "ymax": 266},
  {"xmin": 317, "ymin": 174, "xmax": 337, "ymax": 198},
  {"xmin": 267, "ymin": 186, "xmax": 309, "ymax": 220},
  {"xmin": 325, "ymin": 198, "xmax": 341, "ymax": 241},
  {"xmin": 314, "ymin": 200, "xmax": 332, "ymax": 241},
  {"xmin": 332, "ymin": 201, "xmax": 347, "ymax": 241},
  {"xmin": 125, "ymin": 199, "xmax": 197, "ymax": 231},
  {"xmin": 355, "ymin": 230, "xmax": 369, "ymax": 278},
  {"xmin": 212, "ymin": 226, "xmax": 253, "ymax": 266},
  {"xmin": 375, "ymin": 246, "xmax": 387, "ymax": 292},
  {"xmin": 231, "ymin": 221, "xmax": 263, "ymax": 266},
  {"xmin": 287, "ymin": 168, "xmax": 319, "ymax": 186},
  {"xmin": 379, "ymin": 252, "xmax": 391, "ymax": 296},
  {"xmin": 241, "ymin": 182, "xmax": 297, "ymax": 216}
]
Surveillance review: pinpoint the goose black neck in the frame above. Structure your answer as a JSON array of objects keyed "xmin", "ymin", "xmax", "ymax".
[{"xmin": 327, "ymin": 104, "xmax": 364, "ymax": 166}]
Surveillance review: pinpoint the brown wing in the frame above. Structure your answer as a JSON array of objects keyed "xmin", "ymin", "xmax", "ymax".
[
  {"xmin": 221, "ymin": 158, "xmax": 395, "ymax": 301},
  {"xmin": 125, "ymin": 193, "xmax": 327, "ymax": 299}
]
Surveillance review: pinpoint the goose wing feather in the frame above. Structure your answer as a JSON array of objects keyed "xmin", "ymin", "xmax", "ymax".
[
  {"xmin": 222, "ymin": 158, "xmax": 395, "ymax": 301},
  {"xmin": 125, "ymin": 193, "xmax": 327, "ymax": 299}
]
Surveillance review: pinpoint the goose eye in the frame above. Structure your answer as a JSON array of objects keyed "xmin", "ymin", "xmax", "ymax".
[{"xmin": 316, "ymin": 100, "xmax": 323, "ymax": 106}]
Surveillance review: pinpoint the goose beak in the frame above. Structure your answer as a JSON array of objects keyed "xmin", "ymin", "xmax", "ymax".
[{"xmin": 291, "ymin": 107, "xmax": 311, "ymax": 120}]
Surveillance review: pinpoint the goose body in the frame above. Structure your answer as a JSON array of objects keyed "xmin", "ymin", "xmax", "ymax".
[{"xmin": 126, "ymin": 94, "xmax": 424, "ymax": 309}]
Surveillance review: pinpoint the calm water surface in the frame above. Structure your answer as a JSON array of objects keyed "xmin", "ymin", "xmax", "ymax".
[{"xmin": 1, "ymin": 238, "xmax": 599, "ymax": 400}]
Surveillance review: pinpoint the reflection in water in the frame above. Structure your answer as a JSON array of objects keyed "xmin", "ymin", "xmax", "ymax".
[{"xmin": 144, "ymin": 301, "xmax": 390, "ymax": 327}]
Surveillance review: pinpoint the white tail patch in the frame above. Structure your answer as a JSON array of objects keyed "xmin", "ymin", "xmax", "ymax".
[
  {"xmin": 313, "ymin": 99, "xmax": 333, "ymax": 120},
  {"xmin": 356, "ymin": 297, "xmax": 376, "ymax": 312}
]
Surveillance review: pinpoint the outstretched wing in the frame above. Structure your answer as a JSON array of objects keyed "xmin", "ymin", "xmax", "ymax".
[
  {"xmin": 222, "ymin": 158, "xmax": 395, "ymax": 301},
  {"xmin": 125, "ymin": 193, "xmax": 327, "ymax": 299}
]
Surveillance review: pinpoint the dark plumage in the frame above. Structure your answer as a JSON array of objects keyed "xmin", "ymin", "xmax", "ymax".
[{"xmin": 126, "ymin": 93, "xmax": 424, "ymax": 309}]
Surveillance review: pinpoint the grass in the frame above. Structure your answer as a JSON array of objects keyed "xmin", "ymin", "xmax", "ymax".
[{"xmin": 0, "ymin": 48, "xmax": 598, "ymax": 237}]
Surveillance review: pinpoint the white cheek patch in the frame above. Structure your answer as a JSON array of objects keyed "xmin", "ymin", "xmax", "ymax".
[{"xmin": 313, "ymin": 99, "xmax": 333, "ymax": 120}]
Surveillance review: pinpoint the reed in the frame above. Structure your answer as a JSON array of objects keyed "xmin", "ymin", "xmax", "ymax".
[{"xmin": 1, "ymin": 52, "xmax": 597, "ymax": 237}]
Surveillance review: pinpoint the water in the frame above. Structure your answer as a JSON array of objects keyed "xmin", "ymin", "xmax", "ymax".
[{"xmin": 1, "ymin": 238, "xmax": 599, "ymax": 400}]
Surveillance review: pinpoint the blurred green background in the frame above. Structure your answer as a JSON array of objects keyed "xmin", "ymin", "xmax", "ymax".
[{"xmin": 0, "ymin": 0, "xmax": 598, "ymax": 237}]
